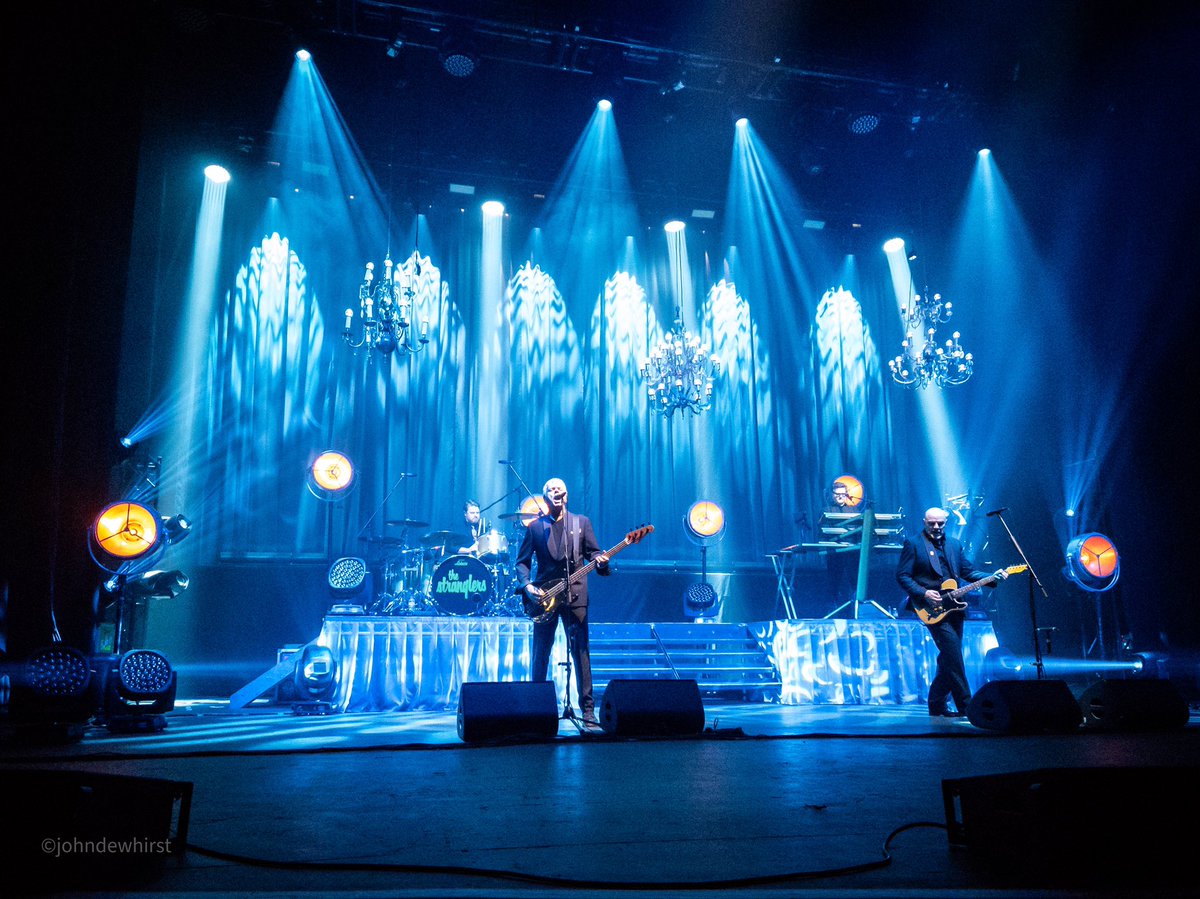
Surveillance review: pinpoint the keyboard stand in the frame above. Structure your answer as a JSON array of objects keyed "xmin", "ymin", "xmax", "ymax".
[{"xmin": 766, "ymin": 551, "xmax": 798, "ymax": 619}]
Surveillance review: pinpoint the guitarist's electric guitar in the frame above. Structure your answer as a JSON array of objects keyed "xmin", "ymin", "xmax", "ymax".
[
  {"xmin": 522, "ymin": 525, "xmax": 654, "ymax": 623},
  {"xmin": 914, "ymin": 564, "xmax": 1028, "ymax": 625}
]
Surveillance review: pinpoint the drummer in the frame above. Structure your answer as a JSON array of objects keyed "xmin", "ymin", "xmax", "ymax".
[{"xmin": 457, "ymin": 499, "xmax": 487, "ymax": 555}]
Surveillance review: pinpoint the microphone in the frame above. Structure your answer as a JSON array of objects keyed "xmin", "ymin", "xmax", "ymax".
[
  {"xmin": 985, "ymin": 507, "xmax": 1008, "ymax": 517},
  {"xmin": 499, "ymin": 459, "xmax": 511, "ymax": 464}
]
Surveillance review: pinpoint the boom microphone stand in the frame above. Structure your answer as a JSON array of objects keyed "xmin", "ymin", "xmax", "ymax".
[{"xmin": 988, "ymin": 508, "xmax": 1049, "ymax": 679}]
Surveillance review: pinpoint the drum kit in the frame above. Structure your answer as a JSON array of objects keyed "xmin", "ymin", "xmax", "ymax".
[{"xmin": 362, "ymin": 515, "xmax": 528, "ymax": 617}]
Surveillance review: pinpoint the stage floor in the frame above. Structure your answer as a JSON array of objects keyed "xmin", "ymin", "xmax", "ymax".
[{"xmin": 3, "ymin": 694, "xmax": 1199, "ymax": 898}]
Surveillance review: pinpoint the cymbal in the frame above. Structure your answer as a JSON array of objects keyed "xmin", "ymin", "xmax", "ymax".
[
  {"xmin": 386, "ymin": 518, "xmax": 429, "ymax": 529},
  {"xmin": 422, "ymin": 530, "xmax": 470, "ymax": 546},
  {"xmin": 497, "ymin": 511, "xmax": 528, "ymax": 520}
]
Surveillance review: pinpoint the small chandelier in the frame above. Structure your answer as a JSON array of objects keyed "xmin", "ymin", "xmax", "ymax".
[
  {"xmin": 641, "ymin": 307, "xmax": 720, "ymax": 417},
  {"xmin": 889, "ymin": 288, "xmax": 973, "ymax": 388},
  {"xmin": 343, "ymin": 254, "xmax": 429, "ymax": 359}
]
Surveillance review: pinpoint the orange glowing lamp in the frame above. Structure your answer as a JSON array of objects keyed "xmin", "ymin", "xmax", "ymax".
[
  {"xmin": 685, "ymin": 500, "xmax": 726, "ymax": 546},
  {"xmin": 90, "ymin": 500, "xmax": 165, "ymax": 574},
  {"xmin": 518, "ymin": 494, "xmax": 549, "ymax": 527},
  {"xmin": 1064, "ymin": 532, "xmax": 1120, "ymax": 592},
  {"xmin": 308, "ymin": 450, "xmax": 356, "ymax": 500},
  {"xmin": 833, "ymin": 474, "xmax": 864, "ymax": 507}
]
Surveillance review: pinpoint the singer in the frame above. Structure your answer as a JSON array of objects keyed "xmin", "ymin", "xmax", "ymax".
[
  {"xmin": 513, "ymin": 476, "xmax": 610, "ymax": 729},
  {"xmin": 896, "ymin": 507, "xmax": 1009, "ymax": 719}
]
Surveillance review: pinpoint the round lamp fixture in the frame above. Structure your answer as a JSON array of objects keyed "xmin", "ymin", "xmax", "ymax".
[
  {"xmin": 518, "ymin": 494, "xmax": 549, "ymax": 527},
  {"xmin": 832, "ymin": 475, "xmax": 864, "ymax": 507},
  {"xmin": 1063, "ymin": 532, "xmax": 1120, "ymax": 592},
  {"xmin": 89, "ymin": 500, "xmax": 165, "ymax": 574},
  {"xmin": 308, "ymin": 450, "xmax": 356, "ymax": 500},
  {"xmin": 685, "ymin": 500, "xmax": 726, "ymax": 546}
]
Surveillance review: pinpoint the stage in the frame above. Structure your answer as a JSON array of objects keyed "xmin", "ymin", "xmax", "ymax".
[{"xmin": 240, "ymin": 616, "xmax": 999, "ymax": 713}]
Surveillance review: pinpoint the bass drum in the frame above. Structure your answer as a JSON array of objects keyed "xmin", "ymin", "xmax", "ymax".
[{"xmin": 430, "ymin": 554, "xmax": 493, "ymax": 616}]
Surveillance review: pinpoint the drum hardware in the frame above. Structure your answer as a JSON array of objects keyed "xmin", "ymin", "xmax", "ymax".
[
  {"xmin": 421, "ymin": 530, "xmax": 470, "ymax": 548},
  {"xmin": 385, "ymin": 518, "xmax": 430, "ymax": 529},
  {"xmin": 361, "ymin": 535, "xmax": 407, "ymax": 546}
]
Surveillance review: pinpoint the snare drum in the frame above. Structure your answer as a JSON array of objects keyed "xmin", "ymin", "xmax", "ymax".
[
  {"xmin": 430, "ymin": 554, "xmax": 492, "ymax": 616},
  {"xmin": 475, "ymin": 528, "xmax": 509, "ymax": 563}
]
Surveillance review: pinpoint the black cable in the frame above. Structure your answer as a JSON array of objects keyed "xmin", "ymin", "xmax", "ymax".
[{"xmin": 182, "ymin": 820, "xmax": 952, "ymax": 890}]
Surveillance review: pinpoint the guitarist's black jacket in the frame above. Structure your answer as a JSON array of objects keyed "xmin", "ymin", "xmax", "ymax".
[
  {"xmin": 514, "ymin": 510, "xmax": 609, "ymax": 608},
  {"xmin": 896, "ymin": 532, "xmax": 991, "ymax": 615}
]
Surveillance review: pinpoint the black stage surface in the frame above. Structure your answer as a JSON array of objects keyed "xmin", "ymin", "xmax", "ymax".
[{"xmin": 3, "ymin": 690, "xmax": 1198, "ymax": 898}]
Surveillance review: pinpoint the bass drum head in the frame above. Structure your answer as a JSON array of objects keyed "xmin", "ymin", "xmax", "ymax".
[{"xmin": 430, "ymin": 554, "xmax": 492, "ymax": 616}]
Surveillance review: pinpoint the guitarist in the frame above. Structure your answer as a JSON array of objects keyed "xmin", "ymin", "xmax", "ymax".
[
  {"xmin": 896, "ymin": 507, "xmax": 1008, "ymax": 719},
  {"xmin": 513, "ymin": 477, "xmax": 610, "ymax": 728}
]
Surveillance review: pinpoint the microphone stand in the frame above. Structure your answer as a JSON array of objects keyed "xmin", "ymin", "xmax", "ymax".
[
  {"xmin": 356, "ymin": 471, "xmax": 418, "ymax": 540},
  {"xmin": 501, "ymin": 460, "xmax": 541, "ymax": 514},
  {"xmin": 558, "ymin": 508, "xmax": 584, "ymax": 733},
  {"xmin": 990, "ymin": 510, "xmax": 1050, "ymax": 680}
]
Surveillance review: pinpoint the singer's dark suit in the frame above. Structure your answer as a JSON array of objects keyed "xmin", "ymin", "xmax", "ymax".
[
  {"xmin": 896, "ymin": 532, "xmax": 993, "ymax": 714},
  {"xmin": 514, "ymin": 510, "xmax": 609, "ymax": 718}
]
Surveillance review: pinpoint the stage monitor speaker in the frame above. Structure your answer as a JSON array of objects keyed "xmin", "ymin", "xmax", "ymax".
[
  {"xmin": 966, "ymin": 679, "xmax": 1082, "ymax": 732},
  {"xmin": 1079, "ymin": 678, "xmax": 1190, "ymax": 730},
  {"xmin": 943, "ymin": 766, "xmax": 1199, "ymax": 887},
  {"xmin": 600, "ymin": 678, "xmax": 705, "ymax": 736},
  {"xmin": 0, "ymin": 769, "xmax": 192, "ymax": 888},
  {"xmin": 456, "ymin": 681, "xmax": 559, "ymax": 743}
]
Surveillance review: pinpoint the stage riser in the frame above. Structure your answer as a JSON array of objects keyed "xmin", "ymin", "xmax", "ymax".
[{"xmin": 315, "ymin": 617, "xmax": 996, "ymax": 712}]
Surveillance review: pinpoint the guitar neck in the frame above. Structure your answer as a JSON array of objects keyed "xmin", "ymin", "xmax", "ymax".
[
  {"xmin": 571, "ymin": 537, "xmax": 633, "ymax": 581},
  {"xmin": 947, "ymin": 573, "xmax": 997, "ymax": 602},
  {"xmin": 541, "ymin": 537, "xmax": 633, "ymax": 599}
]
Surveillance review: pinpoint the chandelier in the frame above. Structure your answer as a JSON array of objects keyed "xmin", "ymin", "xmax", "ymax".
[
  {"xmin": 343, "ymin": 254, "xmax": 429, "ymax": 359},
  {"xmin": 888, "ymin": 287, "xmax": 973, "ymax": 388},
  {"xmin": 641, "ymin": 308, "xmax": 721, "ymax": 417}
]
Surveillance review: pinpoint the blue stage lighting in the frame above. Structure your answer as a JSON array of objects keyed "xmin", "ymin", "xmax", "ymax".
[
  {"xmin": 597, "ymin": 98, "xmax": 612, "ymax": 111},
  {"xmin": 481, "ymin": 200, "xmax": 504, "ymax": 217}
]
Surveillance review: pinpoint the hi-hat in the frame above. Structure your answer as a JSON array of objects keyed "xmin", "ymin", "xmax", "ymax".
[
  {"xmin": 386, "ymin": 518, "xmax": 429, "ymax": 529},
  {"xmin": 422, "ymin": 530, "xmax": 469, "ymax": 546}
]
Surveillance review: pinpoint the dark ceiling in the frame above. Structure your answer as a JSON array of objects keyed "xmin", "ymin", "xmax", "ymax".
[{"xmin": 135, "ymin": 0, "xmax": 1181, "ymax": 232}]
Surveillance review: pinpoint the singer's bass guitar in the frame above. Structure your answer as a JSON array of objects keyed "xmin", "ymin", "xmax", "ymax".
[
  {"xmin": 913, "ymin": 565, "xmax": 1028, "ymax": 625},
  {"xmin": 522, "ymin": 525, "xmax": 654, "ymax": 624}
]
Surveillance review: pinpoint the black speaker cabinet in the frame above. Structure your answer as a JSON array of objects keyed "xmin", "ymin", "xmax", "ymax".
[
  {"xmin": 0, "ymin": 769, "xmax": 191, "ymax": 888},
  {"xmin": 966, "ymin": 679, "xmax": 1082, "ymax": 732},
  {"xmin": 1079, "ymin": 678, "xmax": 1190, "ymax": 730},
  {"xmin": 943, "ymin": 766, "xmax": 1200, "ymax": 887},
  {"xmin": 599, "ymin": 678, "xmax": 705, "ymax": 736},
  {"xmin": 456, "ymin": 681, "xmax": 559, "ymax": 743}
]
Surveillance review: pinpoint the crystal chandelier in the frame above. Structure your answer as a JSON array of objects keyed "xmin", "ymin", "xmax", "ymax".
[
  {"xmin": 343, "ymin": 254, "xmax": 429, "ymax": 359},
  {"xmin": 641, "ymin": 307, "xmax": 721, "ymax": 417},
  {"xmin": 888, "ymin": 287, "xmax": 973, "ymax": 388}
]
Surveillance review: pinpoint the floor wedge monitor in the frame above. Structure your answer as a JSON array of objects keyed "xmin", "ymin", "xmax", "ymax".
[
  {"xmin": 966, "ymin": 679, "xmax": 1082, "ymax": 732},
  {"xmin": 1079, "ymin": 678, "xmax": 1190, "ymax": 730},
  {"xmin": 456, "ymin": 681, "xmax": 559, "ymax": 743},
  {"xmin": 600, "ymin": 678, "xmax": 705, "ymax": 736}
]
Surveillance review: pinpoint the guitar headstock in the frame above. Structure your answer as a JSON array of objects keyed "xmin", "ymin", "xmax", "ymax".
[
  {"xmin": 625, "ymin": 524, "xmax": 654, "ymax": 544},
  {"xmin": 1007, "ymin": 564, "xmax": 1029, "ymax": 576}
]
